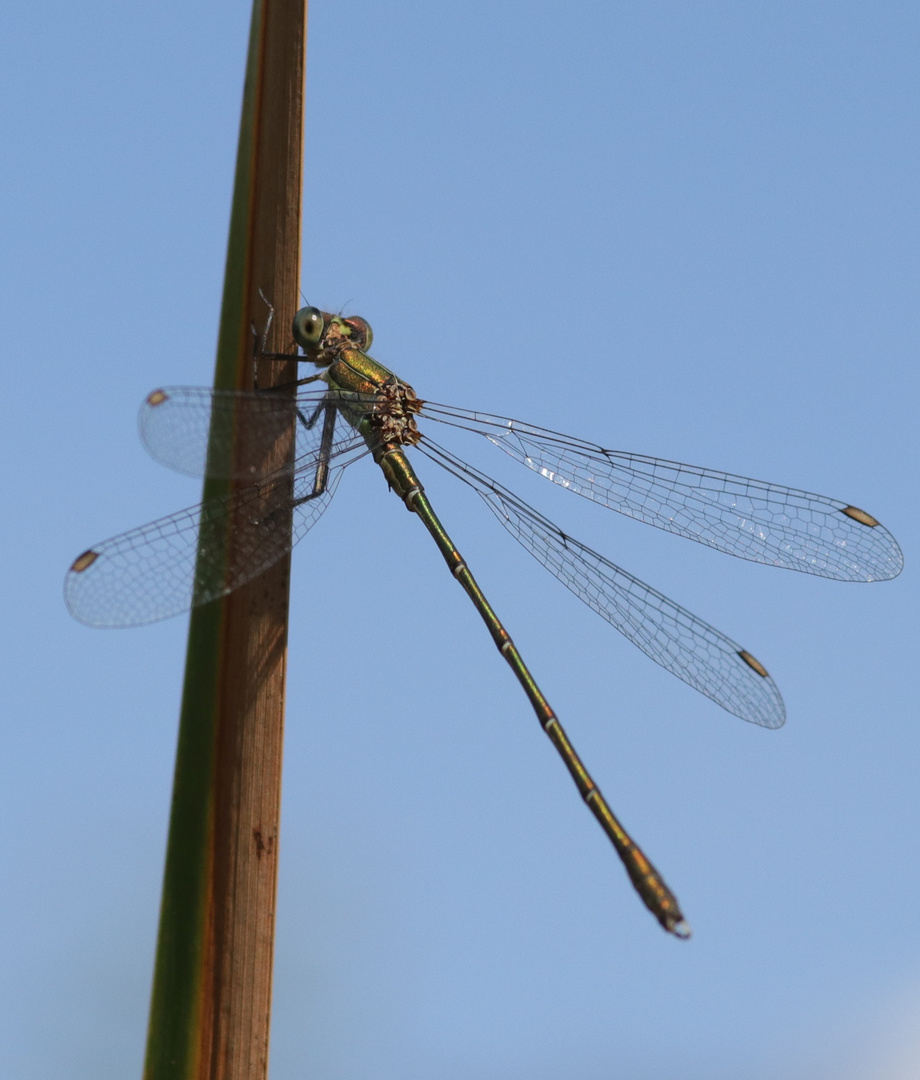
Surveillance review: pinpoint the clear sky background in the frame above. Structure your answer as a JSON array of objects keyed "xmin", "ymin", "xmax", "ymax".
[{"xmin": 1, "ymin": 3, "xmax": 918, "ymax": 1078}]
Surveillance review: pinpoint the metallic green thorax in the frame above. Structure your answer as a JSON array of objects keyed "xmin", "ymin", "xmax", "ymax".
[
  {"xmin": 292, "ymin": 307, "xmax": 690, "ymax": 938},
  {"xmin": 299, "ymin": 311, "xmax": 424, "ymax": 461}
]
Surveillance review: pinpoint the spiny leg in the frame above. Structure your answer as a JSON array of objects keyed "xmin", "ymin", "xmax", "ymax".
[
  {"xmin": 295, "ymin": 403, "xmax": 337, "ymax": 504},
  {"xmin": 377, "ymin": 447, "xmax": 690, "ymax": 937},
  {"xmin": 250, "ymin": 296, "xmax": 329, "ymax": 392},
  {"xmin": 256, "ymin": 403, "xmax": 339, "ymax": 529},
  {"xmin": 250, "ymin": 335, "xmax": 335, "ymax": 471},
  {"xmin": 289, "ymin": 394, "xmax": 330, "ymax": 444}
]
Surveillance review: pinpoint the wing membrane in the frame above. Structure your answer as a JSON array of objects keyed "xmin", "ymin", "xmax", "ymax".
[
  {"xmin": 140, "ymin": 386, "xmax": 376, "ymax": 479},
  {"xmin": 65, "ymin": 460, "xmax": 359, "ymax": 628},
  {"xmin": 419, "ymin": 439, "xmax": 786, "ymax": 729},
  {"xmin": 420, "ymin": 402, "xmax": 903, "ymax": 583}
]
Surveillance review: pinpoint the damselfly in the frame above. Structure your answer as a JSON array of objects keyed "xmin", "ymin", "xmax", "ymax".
[{"xmin": 66, "ymin": 305, "xmax": 903, "ymax": 936}]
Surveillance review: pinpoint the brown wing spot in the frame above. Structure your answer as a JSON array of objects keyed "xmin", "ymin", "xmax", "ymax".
[
  {"xmin": 842, "ymin": 505, "xmax": 879, "ymax": 528},
  {"xmin": 738, "ymin": 649, "xmax": 769, "ymax": 678},
  {"xmin": 146, "ymin": 389, "xmax": 169, "ymax": 407},
  {"xmin": 70, "ymin": 550, "xmax": 100, "ymax": 573}
]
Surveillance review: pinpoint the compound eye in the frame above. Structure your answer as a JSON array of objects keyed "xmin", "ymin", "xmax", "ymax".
[
  {"xmin": 292, "ymin": 306, "xmax": 324, "ymax": 349},
  {"xmin": 344, "ymin": 316, "xmax": 373, "ymax": 351}
]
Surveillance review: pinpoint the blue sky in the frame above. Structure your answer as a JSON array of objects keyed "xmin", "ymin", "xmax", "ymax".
[{"xmin": 1, "ymin": 2, "xmax": 918, "ymax": 1077}]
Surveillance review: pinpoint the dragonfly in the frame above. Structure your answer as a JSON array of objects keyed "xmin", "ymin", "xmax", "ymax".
[{"xmin": 66, "ymin": 304, "xmax": 904, "ymax": 938}]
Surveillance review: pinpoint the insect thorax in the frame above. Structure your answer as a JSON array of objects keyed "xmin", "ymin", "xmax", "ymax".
[{"xmin": 368, "ymin": 376, "xmax": 424, "ymax": 447}]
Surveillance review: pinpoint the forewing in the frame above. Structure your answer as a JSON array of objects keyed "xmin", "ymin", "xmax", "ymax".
[
  {"xmin": 139, "ymin": 387, "xmax": 372, "ymax": 480},
  {"xmin": 421, "ymin": 403, "xmax": 903, "ymax": 582}
]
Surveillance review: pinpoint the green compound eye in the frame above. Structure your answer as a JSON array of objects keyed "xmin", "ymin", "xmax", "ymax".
[{"xmin": 292, "ymin": 306, "xmax": 324, "ymax": 349}]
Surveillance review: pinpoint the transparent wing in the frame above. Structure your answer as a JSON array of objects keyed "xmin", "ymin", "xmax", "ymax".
[
  {"xmin": 64, "ymin": 460, "xmax": 359, "ymax": 628},
  {"xmin": 419, "ymin": 439, "xmax": 786, "ymax": 729},
  {"xmin": 140, "ymin": 386, "xmax": 376, "ymax": 479},
  {"xmin": 420, "ymin": 402, "xmax": 903, "ymax": 583}
]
